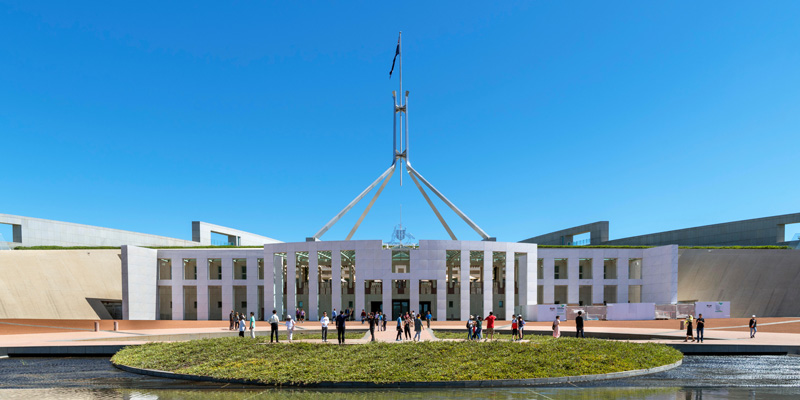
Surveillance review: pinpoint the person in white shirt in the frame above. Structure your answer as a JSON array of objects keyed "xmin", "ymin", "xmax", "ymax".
[
  {"xmin": 286, "ymin": 316, "xmax": 296, "ymax": 342},
  {"xmin": 238, "ymin": 315, "xmax": 246, "ymax": 337},
  {"xmin": 269, "ymin": 309, "xmax": 280, "ymax": 343},
  {"xmin": 320, "ymin": 311, "xmax": 330, "ymax": 342}
]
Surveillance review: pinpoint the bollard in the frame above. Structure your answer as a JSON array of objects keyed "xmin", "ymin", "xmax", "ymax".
[
  {"xmin": 94, "ymin": 321, "xmax": 100, "ymax": 332},
  {"xmin": 680, "ymin": 320, "xmax": 685, "ymax": 330},
  {"xmin": 114, "ymin": 321, "xmax": 119, "ymax": 331}
]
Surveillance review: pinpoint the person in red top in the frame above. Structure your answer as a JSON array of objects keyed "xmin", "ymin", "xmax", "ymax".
[
  {"xmin": 511, "ymin": 316, "xmax": 519, "ymax": 341},
  {"xmin": 484, "ymin": 311, "xmax": 497, "ymax": 341}
]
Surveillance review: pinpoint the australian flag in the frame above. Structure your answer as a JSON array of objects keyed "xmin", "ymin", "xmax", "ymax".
[{"xmin": 389, "ymin": 35, "xmax": 400, "ymax": 78}]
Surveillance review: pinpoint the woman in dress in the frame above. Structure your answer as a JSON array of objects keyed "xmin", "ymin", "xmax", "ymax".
[
  {"xmin": 685, "ymin": 315, "xmax": 695, "ymax": 342},
  {"xmin": 553, "ymin": 315, "xmax": 561, "ymax": 338}
]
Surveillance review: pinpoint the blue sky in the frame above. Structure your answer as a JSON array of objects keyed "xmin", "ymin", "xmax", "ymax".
[{"xmin": 2, "ymin": 2, "xmax": 799, "ymax": 243}]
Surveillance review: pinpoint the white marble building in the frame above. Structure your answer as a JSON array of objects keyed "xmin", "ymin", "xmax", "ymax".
[{"xmin": 122, "ymin": 240, "xmax": 678, "ymax": 322}]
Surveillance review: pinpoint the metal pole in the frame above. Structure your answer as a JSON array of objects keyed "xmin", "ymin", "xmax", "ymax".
[
  {"xmin": 405, "ymin": 90, "xmax": 409, "ymax": 164},
  {"xmin": 392, "ymin": 91, "xmax": 397, "ymax": 163},
  {"xmin": 398, "ymin": 31, "xmax": 403, "ymax": 185}
]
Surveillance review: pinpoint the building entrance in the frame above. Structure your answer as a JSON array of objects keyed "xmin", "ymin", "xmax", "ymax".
[
  {"xmin": 392, "ymin": 300, "xmax": 409, "ymax": 320},
  {"xmin": 419, "ymin": 301, "xmax": 431, "ymax": 318},
  {"xmin": 370, "ymin": 301, "xmax": 383, "ymax": 314}
]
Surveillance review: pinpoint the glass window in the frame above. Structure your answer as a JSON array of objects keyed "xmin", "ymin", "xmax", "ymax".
[
  {"xmin": 554, "ymin": 259, "xmax": 567, "ymax": 279},
  {"xmin": 604, "ymin": 258, "xmax": 617, "ymax": 279},
  {"xmin": 257, "ymin": 258, "xmax": 264, "ymax": 280},
  {"xmin": 537, "ymin": 259, "xmax": 543, "ymax": 280},
  {"xmin": 628, "ymin": 259, "xmax": 642, "ymax": 279},
  {"xmin": 391, "ymin": 250, "xmax": 410, "ymax": 273},
  {"xmin": 579, "ymin": 258, "xmax": 592, "ymax": 279},
  {"xmin": 234, "ymin": 259, "xmax": 247, "ymax": 280}
]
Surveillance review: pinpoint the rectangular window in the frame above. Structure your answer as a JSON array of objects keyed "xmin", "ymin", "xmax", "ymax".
[
  {"xmin": 628, "ymin": 259, "xmax": 642, "ymax": 280},
  {"xmin": 628, "ymin": 285, "xmax": 642, "ymax": 303},
  {"xmin": 537, "ymin": 259, "xmax": 544, "ymax": 280},
  {"xmin": 392, "ymin": 250, "xmax": 410, "ymax": 273},
  {"xmin": 233, "ymin": 259, "xmax": 247, "ymax": 280},
  {"xmin": 208, "ymin": 259, "xmax": 222, "ymax": 280},
  {"xmin": 183, "ymin": 259, "xmax": 197, "ymax": 280},
  {"xmin": 258, "ymin": 258, "xmax": 264, "ymax": 280},
  {"xmin": 579, "ymin": 258, "xmax": 592, "ymax": 279},
  {"xmin": 554, "ymin": 259, "xmax": 567, "ymax": 279},
  {"xmin": 604, "ymin": 258, "xmax": 617, "ymax": 279},
  {"xmin": 158, "ymin": 259, "xmax": 172, "ymax": 280}
]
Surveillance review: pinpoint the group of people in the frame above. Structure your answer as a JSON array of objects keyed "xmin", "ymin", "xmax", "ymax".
[
  {"xmin": 551, "ymin": 311, "xmax": 586, "ymax": 339},
  {"xmin": 228, "ymin": 310, "xmax": 256, "ymax": 338},
  {"xmin": 294, "ymin": 308, "xmax": 306, "ymax": 323},
  {"xmin": 395, "ymin": 311, "xmax": 425, "ymax": 341}
]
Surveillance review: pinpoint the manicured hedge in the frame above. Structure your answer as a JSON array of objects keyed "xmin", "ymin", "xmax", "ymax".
[{"xmin": 111, "ymin": 337, "xmax": 682, "ymax": 385}]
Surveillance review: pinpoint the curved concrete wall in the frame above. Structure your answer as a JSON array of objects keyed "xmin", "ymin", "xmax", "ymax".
[
  {"xmin": 0, "ymin": 250, "xmax": 122, "ymax": 319},
  {"xmin": 678, "ymin": 248, "xmax": 800, "ymax": 317}
]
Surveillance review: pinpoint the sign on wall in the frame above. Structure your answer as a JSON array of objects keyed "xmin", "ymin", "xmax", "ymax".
[{"xmin": 695, "ymin": 301, "xmax": 730, "ymax": 319}]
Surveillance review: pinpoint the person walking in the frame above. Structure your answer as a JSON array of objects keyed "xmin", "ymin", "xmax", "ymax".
[
  {"xmin": 684, "ymin": 315, "xmax": 695, "ymax": 342},
  {"xmin": 300, "ymin": 309, "xmax": 305, "ymax": 323},
  {"xmin": 229, "ymin": 310, "xmax": 235, "ymax": 331},
  {"xmin": 361, "ymin": 309, "xmax": 367, "ymax": 324},
  {"xmin": 475, "ymin": 316, "xmax": 483, "ymax": 341},
  {"xmin": 517, "ymin": 316, "xmax": 525, "ymax": 340},
  {"xmin": 413, "ymin": 314, "xmax": 423, "ymax": 341},
  {"xmin": 332, "ymin": 308, "xmax": 337, "ymax": 319},
  {"xmin": 382, "ymin": 312, "xmax": 388, "ymax": 331},
  {"xmin": 396, "ymin": 314, "xmax": 403, "ymax": 341},
  {"xmin": 234, "ymin": 312, "xmax": 240, "ymax": 330},
  {"xmin": 368, "ymin": 312, "xmax": 376, "ymax": 342},
  {"xmin": 575, "ymin": 311, "xmax": 585, "ymax": 338},
  {"xmin": 238, "ymin": 315, "xmax": 246, "ymax": 337},
  {"xmin": 696, "ymin": 313, "xmax": 705, "ymax": 343},
  {"xmin": 285, "ymin": 315, "xmax": 296, "ymax": 342},
  {"xmin": 320, "ymin": 311, "xmax": 330, "ymax": 342},
  {"xmin": 426, "ymin": 311, "xmax": 432, "ymax": 329},
  {"xmin": 269, "ymin": 309, "xmax": 280, "ymax": 343},
  {"xmin": 749, "ymin": 315, "xmax": 758, "ymax": 338},
  {"xmin": 249, "ymin": 312, "xmax": 256, "ymax": 339},
  {"xmin": 553, "ymin": 315, "xmax": 561, "ymax": 338},
  {"xmin": 484, "ymin": 311, "xmax": 496, "ymax": 341},
  {"xmin": 336, "ymin": 309, "xmax": 348, "ymax": 344}
]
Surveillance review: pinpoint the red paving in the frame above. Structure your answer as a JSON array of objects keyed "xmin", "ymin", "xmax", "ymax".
[{"xmin": 3, "ymin": 317, "xmax": 800, "ymax": 335}]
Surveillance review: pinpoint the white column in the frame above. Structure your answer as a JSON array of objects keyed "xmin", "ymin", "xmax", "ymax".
[
  {"xmin": 355, "ymin": 256, "xmax": 365, "ymax": 319},
  {"xmin": 272, "ymin": 253, "xmax": 284, "ymax": 316},
  {"xmin": 171, "ymin": 257, "xmax": 183, "ymax": 320},
  {"xmin": 504, "ymin": 250, "xmax": 515, "ymax": 320},
  {"xmin": 332, "ymin": 250, "xmax": 342, "ymax": 314},
  {"xmin": 410, "ymin": 278, "xmax": 420, "ymax": 315},
  {"xmin": 196, "ymin": 257, "xmax": 209, "ymax": 320},
  {"xmin": 287, "ymin": 252, "xmax": 296, "ymax": 319},
  {"xmin": 221, "ymin": 258, "xmax": 234, "ymax": 317},
  {"xmin": 592, "ymin": 256, "xmax": 604, "ymax": 305},
  {"xmin": 246, "ymin": 256, "xmax": 258, "ymax": 320},
  {"xmin": 460, "ymin": 249, "xmax": 470, "ymax": 320},
  {"xmin": 482, "ymin": 250, "xmax": 492, "ymax": 317},
  {"xmin": 543, "ymin": 257, "xmax": 555, "ymax": 304},
  {"xmin": 308, "ymin": 251, "xmax": 319, "ymax": 321},
  {"xmin": 617, "ymin": 256, "xmax": 629, "ymax": 303},
  {"xmin": 436, "ymin": 278, "xmax": 446, "ymax": 321},
  {"xmin": 567, "ymin": 257, "xmax": 579, "ymax": 305}
]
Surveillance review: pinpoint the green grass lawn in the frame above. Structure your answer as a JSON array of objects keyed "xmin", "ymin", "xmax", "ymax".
[
  {"xmin": 433, "ymin": 330, "xmax": 519, "ymax": 340},
  {"xmin": 289, "ymin": 331, "xmax": 364, "ymax": 340},
  {"xmin": 112, "ymin": 337, "xmax": 682, "ymax": 385}
]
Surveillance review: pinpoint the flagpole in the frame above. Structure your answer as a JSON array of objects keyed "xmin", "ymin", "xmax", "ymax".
[{"xmin": 398, "ymin": 31, "xmax": 403, "ymax": 186}]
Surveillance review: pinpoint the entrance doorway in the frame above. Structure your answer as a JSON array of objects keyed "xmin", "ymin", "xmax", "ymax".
[
  {"xmin": 370, "ymin": 301, "xmax": 383, "ymax": 314},
  {"xmin": 392, "ymin": 300, "xmax": 409, "ymax": 320},
  {"xmin": 419, "ymin": 301, "xmax": 431, "ymax": 318}
]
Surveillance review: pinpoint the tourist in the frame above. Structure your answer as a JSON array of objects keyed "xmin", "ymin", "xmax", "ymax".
[
  {"xmin": 382, "ymin": 312, "xmax": 388, "ymax": 331},
  {"xmin": 396, "ymin": 314, "xmax": 403, "ymax": 341},
  {"xmin": 361, "ymin": 309, "xmax": 367, "ymax": 324},
  {"xmin": 475, "ymin": 316, "xmax": 483, "ymax": 340},
  {"xmin": 517, "ymin": 315, "xmax": 525, "ymax": 340},
  {"xmin": 238, "ymin": 315, "xmax": 246, "ymax": 337},
  {"xmin": 511, "ymin": 316, "xmax": 518, "ymax": 341},
  {"xmin": 466, "ymin": 316, "xmax": 474, "ymax": 340},
  {"xmin": 553, "ymin": 315, "xmax": 561, "ymax": 338},
  {"xmin": 413, "ymin": 314, "xmax": 423, "ymax": 341},
  {"xmin": 336, "ymin": 308, "xmax": 349, "ymax": 344},
  {"xmin": 404, "ymin": 312, "xmax": 412, "ymax": 340},
  {"xmin": 296, "ymin": 308, "xmax": 300, "ymax": 323},
  {"xmin": 234, "ymin": 312, "xmax": 240, "ymax": 330},
  {"xmin": 426, "ymin": 311, "xmax": 432, "ymax": 329},
  {"xmin": 269, "ymin": 309, "xmax": 280, "ymax": 343},
  {"xmin": 332, "ymin": 308, "xmax": 337, "ymax": 319},
  {"xmin": 300, "ymin": 308, "xmax": 305, "ymax": 323},
  {"xmin": 249, "ymin": 312, "xmax": 256, "ymax": 339},
  {"xmin": 286, "ymin": 315, "xmax": 296, "ymax": 342},
  {"xmin": 320, "ymin": 311, "xmax": 330, "ymax": 342},
  {"xmin": 684, "ymin": 315, "xmax": 694, "ymax": 342},
  {"xmin": 484, "ymin": 311, "xmax": 496, "ymax": 341},
  {"xmin": 575, "ymin": 311, "xmax": 585, "ymax": 338},
  {"xmin": 368, "ymin": 312, "xmax": 376, "ymax": 341},
  {"xmin": 229, "ymin": 310, "xmax": 235, "ymax": 331},
  {"xmin": 696, "ymin": 313, "xmax": 705, "ymax": 343},
  {"xmin": 750, "ymin": 315, "xmax": 758, "ymax": 338}
]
